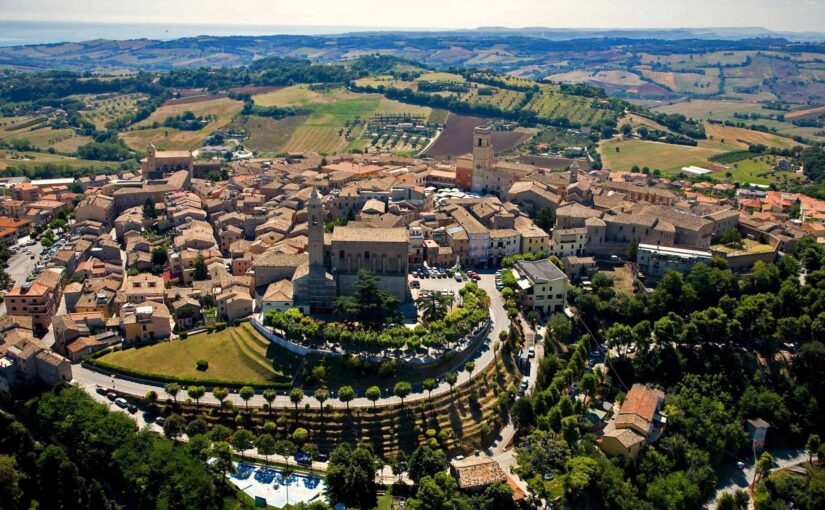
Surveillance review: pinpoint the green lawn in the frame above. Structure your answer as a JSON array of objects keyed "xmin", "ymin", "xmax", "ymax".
[
  {"xmin": 712, "ymin": 238, "xmax": 775, "ymax": 256},
  {"xmin": 599, "ymin": 138, "xmax": 724, "ymax": 173},
  {"xmin": 99, "ymin": 323, "xmax": 298, "ymax": 385},
  {"xmin": 721, "ymin": 156, "xmax": 804, "ymax": 186}
]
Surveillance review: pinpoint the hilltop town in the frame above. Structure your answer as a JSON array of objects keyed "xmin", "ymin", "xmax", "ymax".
[{"xmin": 1, "ymin": 24, "xmax": 825, "ymax": 510}]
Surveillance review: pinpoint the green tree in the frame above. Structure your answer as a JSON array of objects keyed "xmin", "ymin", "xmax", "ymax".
[
  {"xmin": 417, "ymin": 290, "xmax": 455, "ymax": 323},
  {"xmin": 231, "ymin": 429, "xmax": 254, "ymax": 453},
  {"xmin": 807, "ymin": 434, "xmax": 821, "ymax": 464},
  {"xmin": 326, "ymin": 443, "xmax": 379, "ymax": 509},
  {"xmin": 626, "ymin": 238, "xmax": 639, "ymax": 261},
  {"xmin": 142, "ymin": 198, "xmax": 156, "ymax": 219},
  {"xmin": 286, "ymin": 427, "xmax": 305, "ymax": 449},
  {"xmin": 151, "ymin": 245, "xmax": 168, "ymax": 267},
  {"xmin": 255, "ymin": 433, "xmax": 276, "ymax": 465},
  {"xmin": 334, "ymin": 270, "xmax": 401, "ymax": 328},
  {"xmin": 262, "ymin": 389, "xmax": 277, "ymax": 414},
  {"xmin": 422, "ymin": 378, "xmax": 437, "ymax": 405},
  {"xmin": 164, "ymin": 382, "xmax": 180, "ymax": 404},
  {"xmin": 289, "ymin": 387, "xmax": 304, "ymax": 411},
  {"xmin": 646, "ymin": 471, "xmax": 702, "ymax": 510},
  {"xmin": 186, "ymin": 417, "xmax": 208, "ymax": 437},
  {"xmin": 445, "ymin": 371, "xmax": 458, "ymax": 397},
  {"xmin": 193, "ymin": 254, "xmax": 208, "ymax": 281},
  {"xmin": 407, "ymin": 445, "xmax": 447, "ymax": 484},
  {"xmin": 239, "ymin": 386, "xmax": 255, "ymax": 411},
  {"xmin": 0, "ymin": 455, "xmax": 23, "ymax": 509},
  {"xmin": 212, "ymin": 387, "xmax": 229, "ymax": 413},
  {"xmin": 394, "ymin": 381, "xmax": 412, "ymax": 407},
  {"xmin": 338, "ymin": 385, "xmax": 355, "ymax": 411},
  {"xmin": 535, "ymin": 206, "xmax": 556, "ymax": 233},
  {"xmin": 365, "ymin": 386, "xmax": 381, "ymax": 410},
  {"xmin": 187, "ymin": 385, "xmax": 205, "ymax": 408},
  {"xmin": 162, "ymin": 413, "xmax": 185, "ymax": 440},
  {"xmin": 210, "ymin": 441, "xmax": 235, "ymax": 476},
  {"xmin": 753, "ymin": 451, "xmax": 775, "ymax": 489},
  {"xmin": 720, "ymin": 228, "xmax": 743, "ymax": 247},
  {"xmin": 315, "ymin": 388, "xmax": 329, "ymax": 415}
]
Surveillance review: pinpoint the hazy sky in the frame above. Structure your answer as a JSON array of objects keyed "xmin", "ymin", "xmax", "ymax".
[{"xmin": 2, "ymin": 0, "xmax": 825, "ymax": 32}]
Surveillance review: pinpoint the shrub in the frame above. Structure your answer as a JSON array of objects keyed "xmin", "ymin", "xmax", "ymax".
[
  {"xmin": 179, "ymin": 331, "xmax": 188, "ymax": 339},
  {"xmin": 196, "ymin": 359, "xmax": 209, "ymax": 371}
]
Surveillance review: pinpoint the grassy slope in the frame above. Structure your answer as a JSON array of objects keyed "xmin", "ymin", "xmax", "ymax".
[{"xmin": 99, "ymin": 323, "xmax": 296, "ymax": 384}]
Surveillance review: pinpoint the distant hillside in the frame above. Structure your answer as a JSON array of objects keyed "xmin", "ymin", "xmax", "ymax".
[{"xmin": 1, "ymin": 29, "xmax": 824, "ymax": 77}]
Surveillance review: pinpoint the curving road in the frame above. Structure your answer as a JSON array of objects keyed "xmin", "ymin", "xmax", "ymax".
[{"xmin": 72, "ymin": 272, "xmax": 511, "ymax": 410}]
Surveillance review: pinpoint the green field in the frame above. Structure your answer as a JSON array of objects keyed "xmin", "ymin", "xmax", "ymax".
[
  {"xmin": 120, "ymin": 96, "xmax": 244, "ymax": 151},
  {"xmin": 599, "ymin": 138, "xmax": 724, "ymax": 173},
  {"xmin": 0, "ymin": 125, "xmax": 92, "ymax": 153},
  {"xmin": 98, "ymin": 323, "xmax": 298, "ymax": 385},
  {"xmin": 526, "ymin": 88, "xmax": 616, "ymax": 126},
  {"xmin": 76, "ymin": 93, "xmax": 146, "ymax": 130},
  {"xmin": 712, "ymin": 238, "xmax": 775, "ymax": 255},
  {"xmin": 720, "ymin": 155, "xmax": 803, "ymax": 186},
  {"xmin": 0, "ymin": 150, "xmax": 121, "ymax": 171},
  {"xmin": 249, "ymin": 85, "xmax": 431, "ymax": 154}
]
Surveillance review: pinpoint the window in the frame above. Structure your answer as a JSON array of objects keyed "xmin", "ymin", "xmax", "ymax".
[
  {"xmin": 339, "ymin": 250, "xmax": 345, "ymax": 259},
  {"xmin": 364, "ymin": 251, "xmax": 370, "ymax": 260}
]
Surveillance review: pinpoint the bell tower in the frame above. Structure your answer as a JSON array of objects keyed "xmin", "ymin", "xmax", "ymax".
[
  {"xmin": 307, "ymin": 187, "xmax": 325, "ymax": 268},
  {"xmin": 470, "ymin": 126, "xmax": 494, "ymax": 193}
]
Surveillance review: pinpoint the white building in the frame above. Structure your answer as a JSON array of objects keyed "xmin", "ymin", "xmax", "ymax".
[{"xmin": 637, "ymin": 243, "xmax": 712, "ymax": 277}]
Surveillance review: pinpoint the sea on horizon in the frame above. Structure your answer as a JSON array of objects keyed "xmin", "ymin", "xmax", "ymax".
[{"xmin": 0, "ymin": 19, "xmax": 404, "ymax": 47}]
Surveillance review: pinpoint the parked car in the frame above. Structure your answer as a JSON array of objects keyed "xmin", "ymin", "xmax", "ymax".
[
  {"xmin": 454, "ymin": 274, "xmax": 463, "ymax": 282},
  {"xmin": 316, "ymin": 453, "xmax": 328, "ymax": 462},
  {"xmin": 127, "ymin": 404, "xmax": 138, "ymax": 414},
  {"xmin": 155, "ymin": 417, "xmax": 166, "ymax": 426},
  {"xmin": 294, "ymin": 453, "xmax": 312, "ymax": 466},
  {"xmin": 528, "ymin": 346, "xmax": 536, "ymax": 358},
  {"xmin": 409, "ymin": 280, "xmax": 420, "ymax": 289},
  {"xmin": 114, "ymin": 398, "xmax": 128, "ymax": 408},
  {"xmin": 95, "ymin": 386, "xmax": 108, "ymax": 396}
]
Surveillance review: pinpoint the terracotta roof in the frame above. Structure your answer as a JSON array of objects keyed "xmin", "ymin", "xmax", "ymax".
[
  {"xmin": 452, "ymin": 458, "xmax": 506, "ymax": 490},
  {"xmin": 617, "ymin": 383, "xmax": 664, "ymax": 425}
]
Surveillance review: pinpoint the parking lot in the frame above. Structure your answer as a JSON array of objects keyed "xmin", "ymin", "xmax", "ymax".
[
  {"xmin": 5, "ymin": 238, "xmax": 44, "ymax": 288},
  {"xmin": 5, "ymin": 232, "xmax": 69, "ymax": 288}
]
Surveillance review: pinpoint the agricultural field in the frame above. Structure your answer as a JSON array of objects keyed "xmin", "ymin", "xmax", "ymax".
[
  {"xmin": 0, "ymin": 150, "xmax": 120, "ymax": 170},
  {"xmin": 0, "ymin": 124, "xmax": 92, "ymax": 153},
  {"xmin": 599, "ymin": 138, "xmax": 725, "ymax": 173},
  {"xmin": 120, "ymin": 96, "xmax": 244, "ymax": 151},
  {"xmin": 230, "ymin": 114, "xmax": 309, "ymax": 153},
  {"xmin": 703, "ymin": 123, "xmax": 804, "ymax": 150},
  {"xmin": 636, "ymin": 66, "xmax": 721, "ymax": 94},
  {"xmin": 353, "ymin": 75, "xmax": 416, "ymax": 90},
  {"xmin": 414, "ymin": 72, "xmax": 465, "ymax": 83},
  {"xmin": 651, "ymin": 99, "xmax": 774, "ymax": 121},
  {"xmin": 599, "ymin": 135, "xmax": 802, "ymax": 185},
  {"xmin": 460, "ymin": 86, "xmax": 526, "ymax": 111},
  {"xmin": 424, "ymin": 114, "xmax": 531, "ymax": 159},
  {"xmin": 98, "ymin": 323, "xmax": 298, "ymax": 385},
  {"xmin": 719, "ymin": 155, "xmax": 804, "ymax": 186},
  {"xmin": 77, "ymin": 93, "xmax": 146, "ymax": 129},
  {"xmin": 248, "ymin": 85, "xmax": 431, "ymax": 154},
  {"xmin": 427, "ymin": 109, "xmax": 450, "ymax": 125},
  {"xmin": 639, "ymin": 51, "xmax": 754, "ymax": 67},
  {"xmin": 525, "ymin": 89, "xmax": 617, "ymax": 126}
]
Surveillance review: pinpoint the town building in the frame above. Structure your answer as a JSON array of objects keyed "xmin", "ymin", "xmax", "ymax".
[
  {"xmin": 601, "ymin": 384, "xmax": 666, "ymax": 458},
  {"xmin": 636, "ymin": 243, "xmax": 712, "ymax": 277},
  {"xmin": 512, "ymin": 259, "xmax": 568, "ymax": 314},
  {"xmin": 4, "ymin": 268, "xmax": 64, "ymax": 332}
]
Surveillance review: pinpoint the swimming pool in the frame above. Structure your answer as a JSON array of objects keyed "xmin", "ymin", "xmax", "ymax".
[{"xmin": 227, "ymin": 462, "xmax": 326, "ymax": 508}]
